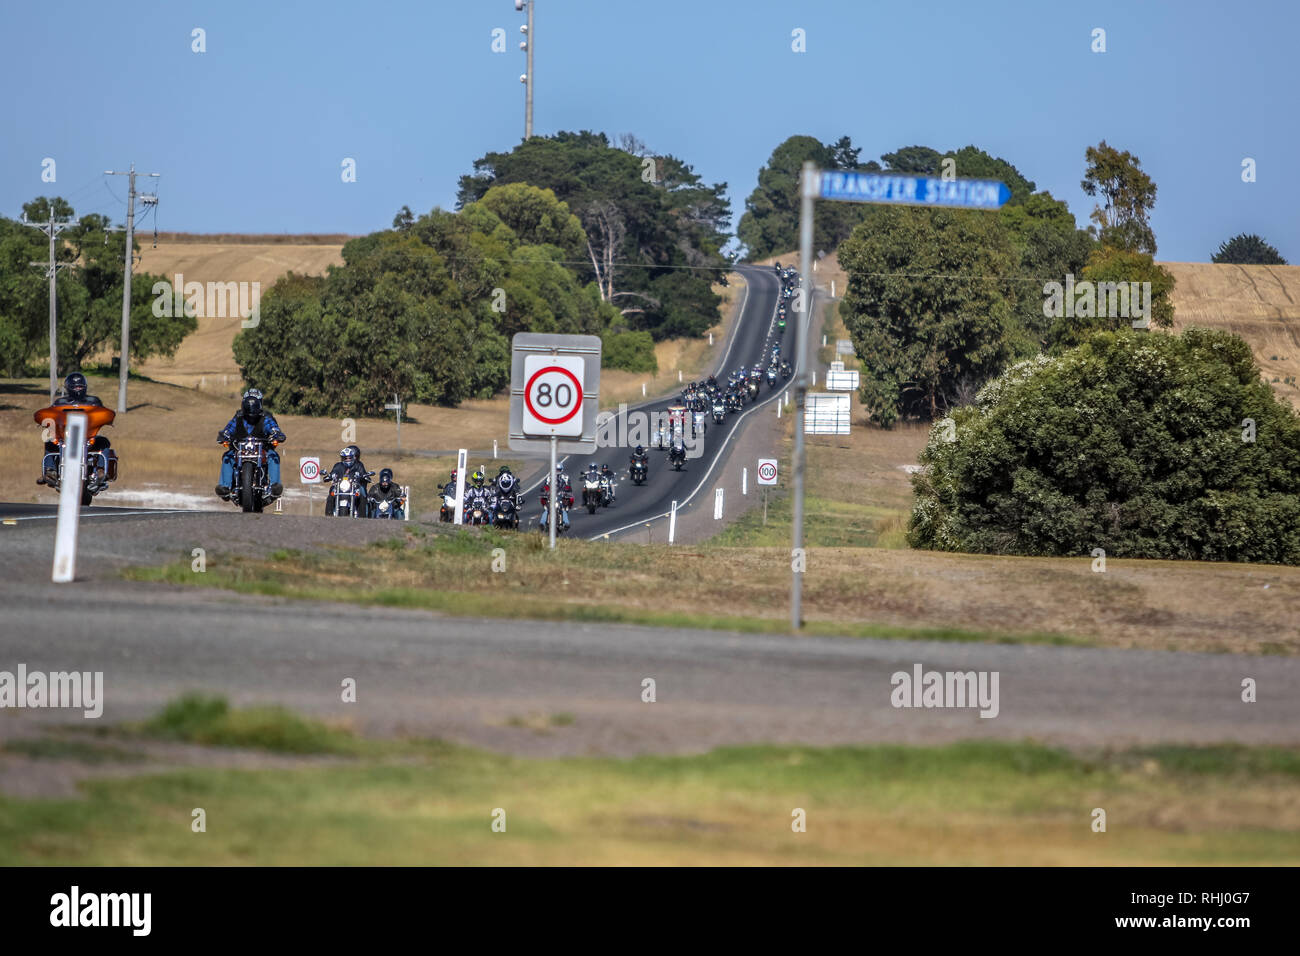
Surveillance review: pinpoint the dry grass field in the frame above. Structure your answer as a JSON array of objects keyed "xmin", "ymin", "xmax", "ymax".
[
  {"xmin": 1166, "ymin": 261, "xmax": 1300, "ymax": 406},
  {"xmin": 129, "ymin": 235, "xmax": 347, "ymax": 397}
]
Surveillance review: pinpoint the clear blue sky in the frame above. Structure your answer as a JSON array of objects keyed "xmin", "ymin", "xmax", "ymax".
[{"xmin": 3, "ymin": 0, "xmax": 1295, "ymax": 262}]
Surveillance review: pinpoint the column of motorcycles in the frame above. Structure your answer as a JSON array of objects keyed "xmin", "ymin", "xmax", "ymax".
[
  {"xmin": 37, "ymin": 286, "xmax": 798, "ymax": 521},
  {"xmin": 436, "ymin": 460, "xmax": 634, "ymax": 536}
]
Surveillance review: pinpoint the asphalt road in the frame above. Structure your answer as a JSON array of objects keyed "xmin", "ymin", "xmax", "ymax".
[
  {"xmin": 516, "ymin": 263, "xmax": 794, "ymax": 539},
  {"xmin": 1, "ymin": 579, "xmax": 1296, "ymax": 757}
]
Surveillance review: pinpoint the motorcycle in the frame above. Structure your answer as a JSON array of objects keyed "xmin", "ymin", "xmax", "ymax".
[
  {"xmin": 767, "ymin": 366, "xmax": 779, "ymax": 388},
  {"xmin": 35, "ymin": 404, "xmax": 118, "ymax": 507},
  {"xmin": 538, "ymin": 481, "xmax": 571, "ymax": 534},
  {"xmin": 328, "ymin": 469, "xmax": 373, "ymax": 518},
  {"xmin": 599, "ymin": 476, "xmax": 616, "ymax": 508},
  {"xmin": 492, "ymin": 493, "xmax": 521, "ymax": 530},
  {"xmin": 782, "ymin": 361, "xmax": 792, "ymax": 380},
  {"xmin": 226, "ymin": 436, "xmax": 278, "ymax": 513},
  {"xmin": 582, "ymin": 474, "xmax": 602, "ymax": 514},
  {"xmin": 439, "ymin": 487, "xmax": 457, "ymax": 522},
  {"xmin": 630, "ymin": 458, "xmax": 648, "ymax": 485},
  {"xmin": 466, "ymin": 490, "xmax": 491, "ymax": 526},
  {"xmin": 668, "ymin": 442, "xmax": 686, "ymax": 471},
  {"xmin": 712, "ymin": 402, "xmax": 726, "ymax": 424},
  {"xmin": 371, "ymin": 494, "xmax": 406, "ymax": 520}
]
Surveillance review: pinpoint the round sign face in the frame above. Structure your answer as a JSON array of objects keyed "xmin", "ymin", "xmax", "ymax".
[
  {"xmin": 524, "ymin": 364, "xmax": 583, "ymax": 427},
  {"xmin": 300, "ymin": 459, "xmax": 319, "ymax": 481},
  {"xmin": 758, "ymin": 461, "xmax": 778, "ymax": 483}
]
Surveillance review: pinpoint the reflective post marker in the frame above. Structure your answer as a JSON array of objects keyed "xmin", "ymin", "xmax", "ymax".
[
  {"xmin": 52, "ymin": 411, "xmax": 86, "ymax": 583},
  {"xmin": 454, "ymin": 448, "xmax": 467, "ymax": 525},
  {"xmin": 668, "ymin": 500, "xmax": 677, "ymax": 545},
  {"xmin": 549, "ymin": 435, "xmax": 557, "ymax": 550},
  {"xmin": 714, "ymin": 487, "xmax": 724, "ymax": 520},
  {"xmin": 742, "ymin": 467, "xmax": 748, "ymax": 496}
]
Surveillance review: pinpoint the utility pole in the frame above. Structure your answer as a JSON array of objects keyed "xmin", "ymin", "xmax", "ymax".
[
  {"xmin": 515, "ymin": 0, "xmax": 534, "ymax": 139},
  {"xmin": 105, "ymin": 163, "xmax": 160, "ymax": 413},
  {"xmin": 790, "ymin": 162, "xmax": 816, "ymax": 631},
  {"xmin": 22, "ymin": 209, "xmax": 79, "ymax": 403}
]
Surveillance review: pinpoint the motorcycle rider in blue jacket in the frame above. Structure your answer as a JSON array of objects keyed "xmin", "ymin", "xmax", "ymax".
[{"xmin": 216, "ymin": 388, "xmax": 285, "ymax": 500}]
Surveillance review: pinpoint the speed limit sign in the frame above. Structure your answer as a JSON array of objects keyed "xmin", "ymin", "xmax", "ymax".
[
  {"xmin": 299, "ymin": 456, "xmax": 321, "ymax": 484},
  {"xmin": 508, "ymin": 333, "xmax": 602, "ymax": 455},
  {"xmin": 757, "ymin": 458, "xmax": 778, "ymax": 485},
  {"xmin": 522, "ymin": 354, "xmax": 585, "ymax": 437}
]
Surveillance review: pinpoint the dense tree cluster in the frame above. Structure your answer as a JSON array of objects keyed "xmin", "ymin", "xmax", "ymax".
[
  {"xmin": 909, "ymin": 329, "xmax": 1300, "ymax": 564},
  {"xmin": 235, "ymin": 184, "xmax": 637, "ymax": 415},
  {"xmin": 0, "ymin": 197, "xmax": 192, "ymax": 377}
]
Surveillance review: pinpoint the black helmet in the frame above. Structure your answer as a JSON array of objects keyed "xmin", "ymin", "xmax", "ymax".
[
  {"xmin": 379, "ymin": 467, "xmax": 394, "ymax": 486},
  {"xmin": 634, "ymin": 445, "xmax": 644, "ymax": 455},
  {"xmin": 241, "ymin": 388, "xmax": 264, "ymax": 419},
  {"xmin": 498, "ymin": 465, "xmax": 512, "ymax": 475},
  {"xmin": 340, "ymin": 446, "xmax": 358, "ymax": 465},
  {"xmin": 64, "ymin": 372, "xmax": 88, "ymax": 403}
]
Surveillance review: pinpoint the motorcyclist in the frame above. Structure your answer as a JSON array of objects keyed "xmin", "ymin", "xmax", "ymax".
[
  {"xmin": 325, "ymin": 444, "xmax": 370, "ymax": 515},
  {"xmin": 367, "ymin": 467, "xmax": 405, "ymax": 517},
  {"xmin": 38, "ymin": 372, "xmax": 114, "ymax": 486},
  {"xmin": 630, "ymin": 445, "xmax": 648, "ymax": 470},
  {"xmin": 492, "ymin": 465, "xmax": 523, "ymax": 509},
  {"xmin": 599, "ymin": 463, "xmax": 617, "ymax": 503},
  {"xmin": 466, "ymin": 469, "xmax": 494, "ymax": 517},
  {"xmin": 540, "ymin": 467, "xmax": 571, "ymax": 531},
  {"xmin": 216, "ymin": 388, "xmax": 285, "ymax": 500}
]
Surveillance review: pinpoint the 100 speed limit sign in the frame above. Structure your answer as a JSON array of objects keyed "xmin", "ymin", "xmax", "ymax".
[{"xmin": 522, "ymin": 354, "xmax": 585, "ymax": 437}]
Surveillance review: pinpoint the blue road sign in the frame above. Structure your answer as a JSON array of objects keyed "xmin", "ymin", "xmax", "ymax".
[{"xmin": 818, "ymin": 171, "xmax": 1011, "ymax": 209}]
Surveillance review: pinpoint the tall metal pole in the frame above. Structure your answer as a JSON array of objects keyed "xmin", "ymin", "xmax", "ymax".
[
  {"xmin": 548, "ymin": 434, "xmax": 557, "ymax": 550},
  {"xmin": 23, "ymin": 210, "xmax": 76, "ymax": 403},
  {"xmin": 46, "ymin": 217, "xmax": 58, "ymax": 401},
  {"xmin": 525, "ymin": 1, "xmax": 534, "ymax": 139},
  {"xmin": 790, "ymin": 162, "xmax": 818, "ymax": 631},
  {"xmin": 106, "ymin": 164, "xmax": 160, "ymax": 413},
  {"xmin": 116, "ymin": 164, "xmax": 136, "ymax": 413}
]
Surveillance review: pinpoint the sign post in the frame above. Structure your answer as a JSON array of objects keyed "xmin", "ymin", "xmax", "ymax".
[
  {"xmin": 52, "ymin": 412, "xmax": 86, "ymax": 583},
  {"xmin": 299, "ymin": 456, "xmax": 321, "ymax": 516},
  {"xmin": 384, "ymin": 395, "xmax": 402, "ymax": 458},
  {"xmin": 790, "ymin": 164, "xmax": 1009, "ymax": 630},
  {"xmin": 508, "ymin": 333, "xmax": 602, "ymax": 550}
]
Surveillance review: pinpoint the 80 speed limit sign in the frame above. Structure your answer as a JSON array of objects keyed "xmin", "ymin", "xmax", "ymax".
[{"xmin": 522, "ymin": 354, "xmax": 585, "ymax": 437}]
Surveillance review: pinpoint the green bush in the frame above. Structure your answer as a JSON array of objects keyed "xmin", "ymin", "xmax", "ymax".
[
  {"xmin": 602, "ymin": 329, "xmax": 658, "ymax": 374},
  {"xmin": 909, "ymin": 329, "xmax": 1300, "ymax": 564}
]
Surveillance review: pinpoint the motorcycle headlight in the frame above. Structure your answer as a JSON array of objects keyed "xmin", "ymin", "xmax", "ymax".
[{"xmin": 339, "ymin": 479, "xmax": 351, "ymax": 493}]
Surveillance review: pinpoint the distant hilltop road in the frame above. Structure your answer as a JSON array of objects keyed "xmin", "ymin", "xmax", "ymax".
[{"xmin": 131, "ymin": 233, "xmax": 349, "ymax": 396}]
